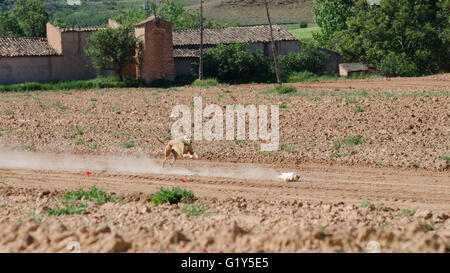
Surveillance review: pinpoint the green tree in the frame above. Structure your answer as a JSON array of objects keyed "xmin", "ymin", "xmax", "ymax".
[
  {"xmin": 86, "ymin": 27, "xmax": 140, "ymax": 81},
  {"xmin": 112, "ymin": 9, "xmax": 148, "ymax": 28},
  {"xmin": 279, "ymin": 44, "xmax": 330, "ymax": 79},
  {"xmin": 334, "ymin": 0, "xmax": 449, "ymax": 75},
  {"xmin": 312, "ymin": 0, "xmax": 355, "ymax": 48},
  {"xmin": 12, "ymin": 0, "xmax": 50, "ymax": 37},
  {"xmin": 0, "ymin": 11, "xmax": 23, "ymax": 36},
  {"xmin": 192, "ymin": 43, "xmax": 273, "ymax": 84},
  {"xmin": 112, "ymin": 1, "xmax": 229, "ymax": 30}
]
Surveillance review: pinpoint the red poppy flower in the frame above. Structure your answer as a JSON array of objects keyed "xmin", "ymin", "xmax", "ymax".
[
  {"xmin": 344, "ymin": 130, "xmax": 347, "ymax": 134},
  {"xmin": 233, "ymin": 98, "xmax": 238, "ymax": 102},
  {"xmin": 181, "ymin": 179, "xmax": 186, "ymax": 183},
  {"xmin": 263, "ymin": 141, "xmax": 266, "ymax": 144},
  {"xmin": 86, "ymin": 171, "xmax": 92, "ymax": 175},
  {"xmin": 358, "ymin": 128, "xmax": 361, "ymax": 131}
]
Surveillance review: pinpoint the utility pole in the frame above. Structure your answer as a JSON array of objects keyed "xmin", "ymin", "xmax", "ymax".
[
  {"xmin": 199, "ymin": 0, "xmax": 204, "ymax": 80},
  {"xmin": 152, "ymin": 2, "xmax": 159, "ymax": 25},
  {"xmin": 263, "ymin": 0, "xmax": 281, "ymax": 84}
]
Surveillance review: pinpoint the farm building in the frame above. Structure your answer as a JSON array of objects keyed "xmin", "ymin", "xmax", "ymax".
[
  {"xmin": 0, "ymin": 23, "xmax": 99, "ymax": 85},
  {"xmin": 170, "ymin": 25, "xmax": 341, "ymax": 76},
  {"xmin": 172, "ymin": 25, "xmax": 301, "ymax": 75},
  {"xmin": 0, "ymin": 16, "xmax": 341, "ymax": 84},
  {"xmin": 339, "ymin": 63, "xmax": 369, "ymax": 77}
]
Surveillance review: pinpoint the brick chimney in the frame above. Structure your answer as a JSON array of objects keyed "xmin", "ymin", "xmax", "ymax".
[
  {"xmin": 46, "ymin": 22, "xmax": 63, "ymax": 54},
  {"xmin": 133, "ymin": 17, "xmax": 175, "ymax": 83}
]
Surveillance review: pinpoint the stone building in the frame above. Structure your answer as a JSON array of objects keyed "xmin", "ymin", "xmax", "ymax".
[
  {"xmin": 0, "ymin": 16, "xmax": 341, "ymax": 85},
  {"xmin": 0, "ymin": 23, "xmax": 98, "ymax": 84},
  {"xmin": 339, "ymin": 63, "xmax": 369, "ymax": 77}
]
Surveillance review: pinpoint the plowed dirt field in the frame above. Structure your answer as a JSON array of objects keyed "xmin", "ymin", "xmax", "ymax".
[{"xmin": 0, "ymin": 75, "xmax": 448, "ymax": 252}]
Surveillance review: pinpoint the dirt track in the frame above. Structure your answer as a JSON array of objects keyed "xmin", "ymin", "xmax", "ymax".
[
  {"xmin": 0, "ymin": 152, "xmax": 449, "ymax": 253},
  {"xmin": 0, "ymin": 75, "xmax": 449, "ymax": 252},
  {"xmin": 0, "ymin": 152, "xmax": 449, "ymax": 212}
]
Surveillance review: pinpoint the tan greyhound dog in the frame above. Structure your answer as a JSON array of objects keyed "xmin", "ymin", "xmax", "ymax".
[{"xmin": 155, "ymin": 135, "xmax": 198, "ymax": 167}]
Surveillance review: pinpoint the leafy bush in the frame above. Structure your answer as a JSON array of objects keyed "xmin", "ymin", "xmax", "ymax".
[
  {"xmin": 279, "ymin": 44, "xmax": 330, "ymax": 79},
  {"xmin": 274, "ymin": 85, "xmax": 297, "ymax": 94},
  {"xmin": 122, "ymin": 141, "xmax": 135, "ymax": 149},
  {"xmin": 191, "ymin": 78, "xmax": 219, "ymax": 87},
  {"xmin": 181, "ymin": 204, "xmax": 211, "ymax": 216},
  {"xmin": 193, "ymin": 43, "xmax": 274, "ymax": 84},
  {"xmin": 299, "ymin": 21, "xmax": 308, "ymax": 28},
  {"xmin": 150, "ymin": 187, "xmax": 195, "ymax": 205},
  {"xmin": 62, "ymin": 186, "xmax": 120, "ymax": 206},
  {"xmin": 396, "ymin": 209, "xmax": 417, "ymax": 217},
  {"xmin": 377, "ymin": 52, "xmax": 419, "ymax": 77},
  {"xmin": 46, "ymin": 203, "xmax": 89, "ymax": 216},
  {"xmin": 334, "ymin": 135, "xmax": 365, "ymax": 151}
]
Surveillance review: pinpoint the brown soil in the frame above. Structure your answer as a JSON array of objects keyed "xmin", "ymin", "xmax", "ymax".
[
  {"xmin": 0, "ymin": 74, "xmax": 448, "ymax": 170},
  {"xmin": 0, "ymin": 161, "xmax": 449, "ymax": 253},
  {"xmin": 0, "ymin": 75, "xmax": 448, "ymax": 252}
]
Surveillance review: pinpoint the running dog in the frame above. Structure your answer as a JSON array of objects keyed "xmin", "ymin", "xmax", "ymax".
[{"xmin": 155, "ymin": 135, "xmax": 198, "ymax": 168}]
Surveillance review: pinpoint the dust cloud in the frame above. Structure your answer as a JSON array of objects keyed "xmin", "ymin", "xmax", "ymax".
[{"xmin": 0, "ymin": 150, "xmax": 281, "ymax": 180}]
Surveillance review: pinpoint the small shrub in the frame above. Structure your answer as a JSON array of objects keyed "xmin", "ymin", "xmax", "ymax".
[
  {"xmin": 377, "ymin": 52, "xmax": 419, "ymax": 77},
  {"xmin": 346, "ymin": 97, "xmax": 359, "ymax": 104},
  {"xmin": 122, "ymin": 141, "xmax": 135, "ymax": 149},
  {"xmin": 396, "ymin": 209, "xmax": 417, "ymax": 217},
  {"xmin": 181, "ymin": 204, "xmax": 211, "ymax": 216},
  {"xmin": 274, "ymin": 85, "xmax": 297, "ymax": 94},
  {"xmin": 76, "ymin": 126, "xmax": 84, "ymax": 136},
  {"xmin": 62, "ymin": 186, "xmax": 120, "ymax": 205},
  {"xmin": 422, "ymin": 221, "xmax": 437, "ymax": 231},
  {"xmin": 150, "ymin": 187, "xmax": 195, "ymax": 205},
  {"xmin": 192, "ymin": 43, "xmax": 274, "ymax": 84},
  {"xmin": 299, "ymin": 21, "xmax": 308, "ymax": 28},
  {"xmin": 439, "ymin": 155, "xmax": 450, "ymax": 161},
  {"xmin": 280, "ymin": 143, "xmax": 296, "ymax": 153},
  {"xmin": 38, "ymin": 102, "xmax": 47, "ymax": 110},
  {"xmin": 330, "ymin": 152, "xmax": 342, "ymax": 158},
  {"xmin": 334, "ymin": 135, "xmax": 365, "ymax": 151},
  {"xmin": 361, "ymin": 200, "xmax": 371, "ymax": 208},
  {"xmin": 53, "ymin": 101, "xmax": 67, "ymax": 110},
  {"xmin": 354, "ymin": 105, "xmax": 364, "ymax": 112},
  {"xmin": 333, "ymin": 141, "xmax": 342, "ymax": 151},
  {"xmin": 191, "ymin": 78, "xmax": 219, "ymax": 87},
  {"xmin": 279, "ymin": 44, "xmax": 330, "ymax": 78},
  {"xmin": 46, "ymin": 203, "xmax": 89, "ymax": 215}
]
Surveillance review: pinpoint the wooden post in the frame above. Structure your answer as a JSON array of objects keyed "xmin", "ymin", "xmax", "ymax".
[
  {"xmin": 199, "ymin": 0, "xmax": 204, "ymax": 80},
  {"xmin": 263, "ymin": 0, "xmax": 282, "ymax": 84}
]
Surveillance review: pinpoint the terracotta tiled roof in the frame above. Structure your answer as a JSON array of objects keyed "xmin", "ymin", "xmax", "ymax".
[
  {"xmin": 173, "ymin": 25, "xmax": 297, "ymax": 46},
  {"xmin": 173, "ymin": 48, "xmax": 200, "ymax": 58},
  {"xmin": 0, "ymin": 37, "xmax": 60, "ymax": 57},
  {"xmin": 173, "ymin": 46, "xmax": 217, "ymax": 58},
  {"xmin": 59, "ymin": 27, "xmax": 103, "ymax": 32}
]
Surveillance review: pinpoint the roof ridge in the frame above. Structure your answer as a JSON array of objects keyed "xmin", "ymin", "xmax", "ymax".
[
  {"xmin": 0, "ymin": 36, "xmax": 48, "ymax": 40},
  {"xmin": 173, "ymin": 24, "xmax": 282, "ymax": 32}
]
